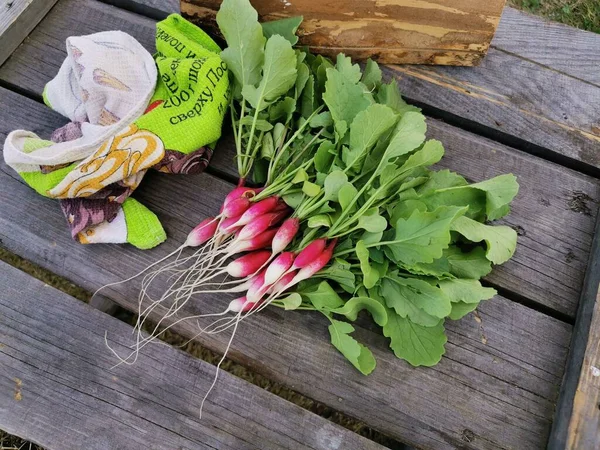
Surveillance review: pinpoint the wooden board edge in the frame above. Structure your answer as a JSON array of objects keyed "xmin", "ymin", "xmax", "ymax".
[
  {"xmin": 548, "ymin": 205, "xmax": 600, "ymax": 449},
  {"xmin": 180, "ymin": 1, "xmax": 500, "ymax": 66},
  {"xmin": 0, "ymin": 0, "xmax": 60, "ymax": 67},
  {"xmin": 305, "ymin": 45, "xmax": 488, "ymax": 66},
  {"xmin": 101, "ymin": 0, "xmax": 179, "ymax": 20}
]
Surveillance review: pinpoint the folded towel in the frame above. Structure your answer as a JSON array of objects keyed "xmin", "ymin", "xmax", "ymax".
[{"xmin": 3, "ymin": 14, "xmax": 230, "ymax": 249}]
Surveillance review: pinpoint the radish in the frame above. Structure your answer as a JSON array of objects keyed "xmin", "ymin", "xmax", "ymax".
[
  {"xmin": 223, "ymin": 186, "xmax": 260, "ymax": 207},
  {"xmin": 226, "ymin": 251, "xmax": 271, "ymax": 277},
  {"xmin": 235, "ymin": 196, "xmax": 279, "ymax": 227},
  {"xmin": 292, "ymin": 240, "xmax": 336, "ymax": 285},
  {"xmin": 185, "ymin": 218, "xmax": 218, "ymax": 247},
  {"xmin": 232, "ymin": 227, "xmax": 278, "ymax": 252},
  {"xmin": 271, "ymin": 198, "xmax": 292, "ymax": 214},
  {"xmin": 272, "ymin": 217, "xmax": 300, "ymax": 254},
  {"xmin": 228, "ymin": 296, "xmax": 263, "ymax": 313},
  {"xmin": 237, "ymin": 212, "xmax": 283, "ymax": 241},
  {"xmin": 293, "ymin": 238, "xmax": 327, "ymax": 269},
  {"xmin": 219, "ymin": 215, "xmax": 243, "ymax": 234},
  {"xmin": 269, "ymin": 270, "xmax": 297, "ymax": 294},
  {"xmin": 268, "ymin": 209, "xmax": 290, "ymax": 228},
  {"xmin": 222, "ymin": 196, "xmax": 251, "ymax": 218},
  {"xmin": 264, "ymin": 252, "xmax": 295, "ymax": 286},
  {"xmin": 246, "ymin": 269, "xmax": 267, "ymax": 302},
  {"xmin": 248, "ymin": 252, "xmax": 295, "ymax": 302}
]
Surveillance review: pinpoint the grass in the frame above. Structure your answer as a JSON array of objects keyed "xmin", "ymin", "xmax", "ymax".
[
  {"xmin": 509, "ymin": 0, "xmax": 600, "ymax": 33},
  {"xmin": 0, "ymin": 430, "xmax": 43, "ymax": 450}
]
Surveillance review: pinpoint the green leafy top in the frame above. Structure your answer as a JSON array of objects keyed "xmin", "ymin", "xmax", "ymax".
[
  {"xmin": 262, "ymin": 16, "xmax": 303, "ymax": 45},
  {"xmin": 217, "ymin": 0, "xmax": 265, "ymax": 97},
  {"xmin": 216, "ymin": 0, "xmax": 519, "ymax": 373}
]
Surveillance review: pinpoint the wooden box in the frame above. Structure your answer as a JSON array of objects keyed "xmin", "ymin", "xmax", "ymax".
[{"xmin": 181, "ymin": 0, "xmax": 506, "ymax": 66}]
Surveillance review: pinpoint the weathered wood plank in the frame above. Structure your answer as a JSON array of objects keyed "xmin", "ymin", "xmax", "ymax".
[
  {"xmin": 384, "ymin": 53, "xmax": 600, "ymax": 173},
  {"xmin": 493, "ymin": 7, "xmax": 600, "ymax": 86},
  {"xmin": 2, "ymin": 0, "xmax": 599, "ymax": 317},
  {"xmin": 0, "ymin": 261, "xmax": 384, "ymax": 450},
  {"xmin": 181, "ymin": 0, "xmax": 506, "ymax": 65},
  {"xmin": 0, "ymin": 0, "xmax": 159, "ymax": 97},
  {"xmin": 0, "ymin": 138, "xmax": 573, "ymax": 449},
  {"xmin": 1, "ymin": 80, "xmax": 596, "ymax": 321},
  {"xmin": 548, "ymin": 211, "xmax": 600, "ymax": 450},
  {"xmin": 0, "ymin": 0, "xmax": 59, "ymax": 66},
  {"xmin": 381, "ymin": 8, "xmax": 600, "ymax": 171},
  {"xmin": 566, "ymin": 289, "xmax": 600, "ymax": 449}
]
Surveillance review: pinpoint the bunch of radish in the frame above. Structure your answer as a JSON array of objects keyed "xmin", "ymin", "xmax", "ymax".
[
  {"xmin": 183, "ymin": 187, "xmax": 337, "ymax": 314},
  {"xmin": 103, "ymin": 0, "xmax": 520, "ymax": 413}
]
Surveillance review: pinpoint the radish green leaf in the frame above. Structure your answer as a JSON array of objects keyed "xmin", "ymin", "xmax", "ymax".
[
  {"xmin": 331, "ymin": 296, "xmax": 388, "ymax": 326},
  {"xmin": 328, "ymin": 319, "xmax": 376, "ymax": 375},
  {"xmin": 261, "ymin": 16, "xmax": 303, "ymax": 45},
  {"xmin": 438, "ymin": 279, "xmax": 496, "ymax": 304},
  {"xmin": 217, "ymin": 0, "xmax": 265, "ymax": 97},
  {"xmin": 242, "ymin": 35, "xmax": 297, "ymax": 110},
  {"xmin": 451, "ymin": 216, "xmax": 517, "ymax": 265}
]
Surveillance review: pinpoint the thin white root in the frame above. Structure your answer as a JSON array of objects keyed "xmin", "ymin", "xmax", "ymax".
[
  {"xmin": 105, "ymin": 308, "xmax": 233, "ymax": 367},
  {"xmin": 93, "ymin": 244, "xmax": 186, "ymax": 300},
  {"xmin": 199, "ymin": 310, "xmax": 242, "ymax": 419}
]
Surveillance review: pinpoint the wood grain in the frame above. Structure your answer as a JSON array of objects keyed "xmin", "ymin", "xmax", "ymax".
[
  {"xmin": 493, "ymin": 7, "xmax": 600, "ymax": 86},
  {"xmin": 2, "ymin": 0, "xmax": 599, "ymax": 176},
  {"xmin": 0, "ymin": 261, "xmax": 384, "ymax": 450},
  {"xmin": 381, "ymin": 8, "xmax": 600, "ymax": 170},
  {"xmin": 548, "ymin": 211, "xmax": 600, "ymax": 450},
  {"xmin": 1, "ymin": 0, "xmax": 599, "ymax": 317},
  {"xmin": 181, "ymin": 0, "xmax": 506, "ymax": 65},
  {"xmin": 0, "ymin": 3, "xmax": 589, "ymax": 445},
  {"xmin": 384, "ymin": 54, "xmax": 600, "ymax": 173},
  {"xmin": 0, "ymin": 0, "xmax": 59, "ymax": 66},
  {"xmin": 566, "ymin": 288, "xmax": 600, "ymax": 449},
  {"xmin": 0, "ymin": 134, "xmax": 573, "ymax": 449},
  {"xmin": 97, "ymin": 0, "xmax": 600, "ymax": 85},
  {"xmin": 67, "ymin": 0, "xmax": 600, "ymax": 171}
]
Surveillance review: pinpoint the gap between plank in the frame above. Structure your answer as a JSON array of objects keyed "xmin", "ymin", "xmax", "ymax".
[
  {"xmin": 3, "ymin": 55, "xmax": 598, "ymax": 185},
  {"xmin": 489, "ymin": 45, "xmax": 600, "ymax": 90},
  {"xmin": 98, "ymin": 0, "xmax": 173, "ymax": 21},
  {"xmin": 0, "ymin": 79, "xmax": 41, "ymax": 103},
  {"xmin": 403, "ymin": 96, "xmax": 600, "ymax": 180},
  {"xmin": 0, "ymin": 246, "xmax": 409, "ymax": 450},
  {"xmin": 484, "ymin": 280, "xmax": 576, "ymax": 325}
]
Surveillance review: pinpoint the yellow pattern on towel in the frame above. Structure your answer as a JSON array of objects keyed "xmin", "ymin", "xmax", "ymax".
[{"xmin": 49, "ymin": 124, "xmax": 165, "ymax": 198}]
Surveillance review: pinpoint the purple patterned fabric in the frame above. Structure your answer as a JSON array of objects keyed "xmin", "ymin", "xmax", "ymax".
[
  {"xmin": 47, "ymin": 120, "xmax": 214, "ymax": 239},
  {"xmin": 51, "ymin": 122, "xmax": 83, "ymax": 143},
  {"xmin": 51, "ymin": 120, "xmax": 131, "ymax": 237},
  {"xmin": 61, "ymin": 197, "xmax": 122, "ymax": 237},
  {"xmin": 59, "ymin": 183, "xmax": 132, "ymax": 237},
  {"xmin": 153, "ymin": 147, "xmax": 213, "ymax": 174}
]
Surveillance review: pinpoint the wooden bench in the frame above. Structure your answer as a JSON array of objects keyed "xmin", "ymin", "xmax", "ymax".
[{"xmin": 1, "ymin": 1, "xmax": 599, "ymax": 448}]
